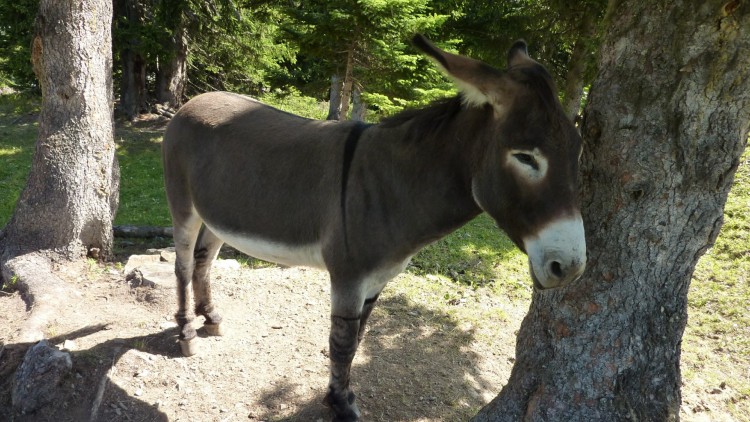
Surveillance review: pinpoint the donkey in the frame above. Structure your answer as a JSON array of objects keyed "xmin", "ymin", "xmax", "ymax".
[{"xmin": 162, "ymin": 35, "xmax": 586, "ymax": 421}]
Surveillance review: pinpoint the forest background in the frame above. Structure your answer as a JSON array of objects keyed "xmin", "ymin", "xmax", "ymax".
[{"xmin": 0, "ymin": 0, "xmax": 602, "ymax": 121}]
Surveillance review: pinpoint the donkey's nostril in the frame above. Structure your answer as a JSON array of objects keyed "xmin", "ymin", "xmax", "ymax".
[{"xmin": 550, "ymin": 261, "xmax": 563, "ymax": 278}]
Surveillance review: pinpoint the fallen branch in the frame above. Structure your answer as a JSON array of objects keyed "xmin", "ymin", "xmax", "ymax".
[
  {"xmin": 154, "ymin": 103, "xmax": 176, "ymax": 118},
  {"xmin": 113, "ymin": 225, "xmax": 173, "ymax": 239}
]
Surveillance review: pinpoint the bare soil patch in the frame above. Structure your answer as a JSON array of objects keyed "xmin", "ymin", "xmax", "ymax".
[{"xmin": 0, "ymin": 249, "xmax": 521, "ymax": 422}]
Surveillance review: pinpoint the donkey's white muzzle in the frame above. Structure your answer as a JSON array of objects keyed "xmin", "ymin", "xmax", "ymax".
[{"xmin": 524, "ymin": 214, "xmax": 586, "ymax": 289}]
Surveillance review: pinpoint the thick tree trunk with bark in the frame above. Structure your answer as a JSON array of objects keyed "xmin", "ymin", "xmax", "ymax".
[
  {"xmin": 0, "ymin": 0, "xmax": 118, "ymax": 341},
  {"xmin": 473, "ymin": 1, "xmax": 750, "ymax": 421}
]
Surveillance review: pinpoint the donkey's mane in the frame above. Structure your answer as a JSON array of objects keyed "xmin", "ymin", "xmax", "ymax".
[
  {"xmin": 378, "ymin": 95, "xmax": 468, "ymax": 142},
  {"xmin": 377, "ymin": 63, "xmax": 558, "ymax": 142}
]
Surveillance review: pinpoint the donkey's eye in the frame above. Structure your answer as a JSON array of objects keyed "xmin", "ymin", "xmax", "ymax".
[{"xmin": 513, "ymin": 153, "xmax": 539, "ymax": 170}]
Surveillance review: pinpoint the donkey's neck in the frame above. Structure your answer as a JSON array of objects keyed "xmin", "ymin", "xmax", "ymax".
[{"xmin": 346, "ymin": 108, "xmax": 484, "ymax": 256}]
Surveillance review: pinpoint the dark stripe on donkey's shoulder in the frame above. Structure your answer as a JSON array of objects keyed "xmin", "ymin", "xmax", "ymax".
[{"xmin": 341, "ymin": 122, "xmax": 371, "ymax": 253}]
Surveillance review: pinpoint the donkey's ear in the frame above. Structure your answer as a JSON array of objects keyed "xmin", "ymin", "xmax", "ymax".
[
  {"xmin": 412, "ymin": 34, "xmax": 506, "ymax": 109},
  {"xmin": 507, "ymin": 40, "xmax": 536, "ymax": 68}
]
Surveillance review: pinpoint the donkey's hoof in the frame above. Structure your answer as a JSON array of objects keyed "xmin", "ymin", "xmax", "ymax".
[
  {"xmin": 179, "ymin": 338, "xmax": 198, "ymax": 356},
  {"xmin": 204, "ymin": 323, "xmax": 223, "ymax": 336},
  {"xmin": 324, "ymin": 390, "xmax": 360, "ymax": 422}
]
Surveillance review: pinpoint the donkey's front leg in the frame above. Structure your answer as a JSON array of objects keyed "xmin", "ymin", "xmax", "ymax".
[{"xmin": 325, "ymin": 313, "xmax": 363, "ymax": 422}]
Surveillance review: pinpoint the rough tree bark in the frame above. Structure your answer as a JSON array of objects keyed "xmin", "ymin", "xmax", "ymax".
[
  {"xmin": 0, "ymin": 0, "xmax": 118, "ymax": 342},
  {"xmin": 473, "ymin": 1, "xmax": 750, "ymax": 421}
]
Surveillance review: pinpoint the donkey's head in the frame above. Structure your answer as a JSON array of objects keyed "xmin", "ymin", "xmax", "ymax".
[{"xmin": 414, "ymin": 35, "xmax": 586, "ymax": 289}]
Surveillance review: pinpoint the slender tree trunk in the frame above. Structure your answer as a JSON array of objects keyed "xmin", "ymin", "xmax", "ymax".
[
  {"xmin": 121, "ymin": 50, "xmax": 147, "ymax": 119},
  {"xmin": 327, "ymin": 74, "xmax": 343, "ymax": 120},
  {"xmin": 0, "ymin": 0, "xmax": 118, "ymax": 341},
  {"xmin": 339, "ymin": 43, "xmax": 356, "ymax": 120},
  {"xmin": 116, "ymin": 0, "xmax": 147, "ymax": 119},
  {"xmin": 351, "ymin": 84, "xmax": 366, "ymax": 122},
  {"xmin": 156, "ymin": 21, "xmax": 187, "ymax": 108},
  {"xmin": 473, "ymin": 1, "xmax": 750, "ymax": 420},
  {"xmin": 563, "ymin": 14, "xmax": 594, "ymax": 120}
]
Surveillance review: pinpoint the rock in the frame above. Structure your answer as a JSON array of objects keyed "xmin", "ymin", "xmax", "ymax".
[
  {"xmin": 125, "ymin": 254, "xmax": 176, "ymax": 289},
  {"xmin": 12, "ymin": 340, "xmax": 72, "ymax": 413},
  {"xmin": 126, "ymin": 263, "xmax": 177, "ymax": 289},
  {"xmin": 159, "ymin": 249, "xmax": 176, "ymax": 263},
  {"xmin": 213, "ymin": 259, "xmax": 241, "ymax": 271},
  {"xmin": 123, "ymin": 254, "xmax": 162, "ymax": 276},
  {"xmin": 60, "ymin": 339, "xmax": 76, "ymax": 351}
]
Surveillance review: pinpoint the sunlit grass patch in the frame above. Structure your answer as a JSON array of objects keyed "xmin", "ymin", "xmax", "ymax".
[
  {"xmin": 409, "ymin": 214, "xmax": 533, "ymax": 301},
  {"xmin": 114, "ymin": 125, "xmax": 171, "ymax": 227},
  {"xmin": 0, "ymin": 94, "xmax": 38, "ymax": 226},
  {"xmin": 685, "ymin": 145, "xmax": 750, "ymax": 419}
]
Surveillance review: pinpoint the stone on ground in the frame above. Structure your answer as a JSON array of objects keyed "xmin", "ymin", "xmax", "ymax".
[{"xmin": 12, "ymin": 340, "xmax": 72, "ymax": 413}]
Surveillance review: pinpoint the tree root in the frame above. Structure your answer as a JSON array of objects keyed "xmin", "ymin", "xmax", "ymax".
[{"xmin": 1, "ymin": 252, "xmax": 81, "ymax": 343}]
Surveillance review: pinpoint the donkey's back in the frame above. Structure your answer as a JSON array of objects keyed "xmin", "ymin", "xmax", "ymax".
[{"xmin": 163, "ymin": 91, "xmax": 357, "ymax": 267}]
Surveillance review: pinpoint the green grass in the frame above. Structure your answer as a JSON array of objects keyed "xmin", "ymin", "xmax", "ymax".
[
  {"xmin": 408, "ymin": 214, "xmax": 533, "ymax": 301},
  {"xmin": 0, "ymin": 94, "xmax": 38, "ymax": 227},
  {"xmin": 260, "ymin": 89, "xmax": 329, "ymax": 120},
  {"xmin": 683, "ymin": 145, "xmax": 750, "ymax": 418},
  {"xmin": 0, "ymin": 94, "xmax": 173, "ymax": 228},
  {"xmin": 114, "ymin": 121, "xmax": 171, "ymax": 226}
]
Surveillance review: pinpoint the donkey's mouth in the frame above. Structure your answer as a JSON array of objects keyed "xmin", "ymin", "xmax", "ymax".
[{"xmin": 529, "ymin": 264, "xmax": 546, "ymax": 290}]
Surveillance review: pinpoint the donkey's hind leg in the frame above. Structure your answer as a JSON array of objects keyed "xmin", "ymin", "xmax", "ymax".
[
  {"xmin": 173, "ymin": 214, "xmax": 203, "ymax": 356},
  {"xmin": 192, "ymin": 226, "xmax": 224, "ymax": 336},
  {"xmin": 357, "ymin": 294, "xmax": 379, "ymax": 344}
]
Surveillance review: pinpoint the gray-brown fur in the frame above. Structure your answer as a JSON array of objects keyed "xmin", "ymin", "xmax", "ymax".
[{"xmin": 162, "ymin": 35, "xmax": 585, "ymax": 421}]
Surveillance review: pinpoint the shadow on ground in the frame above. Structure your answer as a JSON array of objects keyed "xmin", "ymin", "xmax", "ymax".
[
  {"xmin": 254, "ymin": 294, "xmax": 497, "ymax": 421},
  {"xmin": 0, "ymin": 325, "xmax": 180, "ymax": 422}
]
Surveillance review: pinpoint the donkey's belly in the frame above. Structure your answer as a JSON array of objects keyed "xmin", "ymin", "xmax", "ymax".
[{"xmin": 205, "ymin": 223, "xmax": 326, "ymax": 270}]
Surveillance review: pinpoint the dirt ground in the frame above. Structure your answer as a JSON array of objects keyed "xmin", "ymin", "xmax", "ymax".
[
  {"xmin": 0, "ymin": 245, "xmax": 742, "ymax": 422},
  {"xmin": 0, "ymin": 245, "xmax": 524, "ymax": 422}
]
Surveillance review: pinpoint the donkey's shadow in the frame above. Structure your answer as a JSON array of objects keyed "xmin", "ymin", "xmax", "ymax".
[{"xmin": 254, "ymin": 294, "xmax": 499, "ymax": 421}]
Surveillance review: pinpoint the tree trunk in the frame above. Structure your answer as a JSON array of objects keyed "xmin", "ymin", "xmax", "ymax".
[
  {"xmin": 120, "ymin": 50, "xmax": 147, "ymax": 119},
  {"xmin": 327, "ymin": 74, "xmax": 343, "ymax": 120},
  {"xmin": 351, "ymin": 84, "xmax": 366, "ymax": 122},
  {"xmin": 0, "ymin": 0, "xmax": 118, "ymax": 340},
  {"xmin": 156, "ymin": 21, "xmax": 187, "ymax": 108},
  {"xmin": 473, "ymin": 1, "xmax": 750, "ymax": 421},
  {"xmin": 116, "ymin": 0, "xmax": 148, "ymax": 119},
  {"xmin": 339, "ymin": 43, "xmax": 356, "ymax": 120},
  {"xmin": 561, "ymin": 20, "xmax": 591, "ymax": 121}
]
